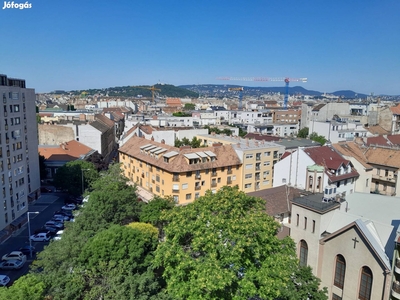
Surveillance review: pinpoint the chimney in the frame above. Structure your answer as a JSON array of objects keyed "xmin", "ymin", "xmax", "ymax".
[
  {"xmin": 161, "ymin": 139, "xmax": 165, "ymax": 144},
  {"xmin": 151, "ymin": 136, "xmax": 154, "ymax": 141},
  {"xmin": 212, "ymin": 143, "xmax": 222, "ymax": 148},
  {"xmin": 180, "ymin": 145, "xmax": 191, "ymax": 150}
]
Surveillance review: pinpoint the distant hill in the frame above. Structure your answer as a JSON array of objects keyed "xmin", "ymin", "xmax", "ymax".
[
  {"xmin": 179, "ymin": 84, "xmax": 368, "ymax": 99},
  {"xmin": 69, "ymin": 84, "xmax": 198, "ymax": 98}
]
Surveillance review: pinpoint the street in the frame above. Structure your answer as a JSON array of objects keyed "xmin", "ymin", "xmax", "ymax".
[{"xmin": 0, "ymin": 192, "xmax": 67, "ymax": 285}]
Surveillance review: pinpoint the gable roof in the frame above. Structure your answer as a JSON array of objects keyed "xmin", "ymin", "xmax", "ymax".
[
  {"xmin": 247, "ymin": 185, "xmax": 302, "ymax": 216},
  {"xmin": 321, "ymin": 219, "xmax": 391, "ymax": 271},
  {"xmin": 303, "ymin": 145, "xmax": 359, "ymax": 182},
  {"xmin": 391, "ymin": 104, "xmax": 400, "ymax": 115},
  {"xmin": 312, "ymin": 104, "xmax": 325, "ymax": 111},
  {"xmin": 39, "ymin": 140, "xmax": 93, "ymax": 161},
  {"xmin": 365, "ymin": 135, "xmax": 391, "ymax": 147},
  {"xmin": 364, "ymin": 146, "xmax": 400, "ymax": 168},
  {"xmin": 332, "ymin": 142, "xmax": 372, "ymax": 170}
]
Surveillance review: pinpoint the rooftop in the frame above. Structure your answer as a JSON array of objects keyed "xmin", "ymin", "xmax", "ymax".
[{"xmin": 292, "ymin": 193, "xmax": 342, "ymax": 214}]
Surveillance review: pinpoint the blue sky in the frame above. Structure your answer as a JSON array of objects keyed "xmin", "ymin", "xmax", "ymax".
[{"xmin": 1, "ymin": 0, "xmax": 399, "ymax": 94}]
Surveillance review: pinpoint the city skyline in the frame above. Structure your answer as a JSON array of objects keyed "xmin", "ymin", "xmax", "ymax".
[{"xmin": 1, "ymin": 0, "xmax": 399, "ymax": 95}]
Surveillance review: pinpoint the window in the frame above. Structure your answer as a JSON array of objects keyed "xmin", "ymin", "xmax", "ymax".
[
  {"xmin": 332, "ymin": 294, "xmax": 342, "ymax": 300},
  {"xmin": 264, "ymin": 151, "xmax": 271, "ymax": 156},
  {"xmin": 244, "ymin": 183, "xmax": 252, "ymax": 188},
  {"xmin": 173, "ymin": 195, "xmax": 179, "ymax": 203},
  {"xmin": 296, "ymin": 214, "xmax": 299, "ymax": 226},
  {"xmin": 299, "ymin": 240, "xmax": 308, "ymax": 267},
  {"xmin": 263, "ymin": 161, "xmax": 270, "ymax": 166},
  {"xmin": 312, "ymin": 220, "xmax": 316, "ymax": 233},
  {"xmin": 245, "ymin": 154, "xmax": 253, "ymax": 159},
  {"xmin": 245, "ymin": 173, "xmax": 252, "ymax": 179},
  {"xmin": 334, "ymin": 255, "xmax": 346, "ymax": 289},
  {"xmin": 359, "ymin": 266, "xmax": 372, "ymax": 300},
  {"xmin": 186, "ymin": 193, "xmax": 191, "ymax": 200},
  {"xmin": 366, "ymin": 179, "xmax": 369, "ymax": 187},
  {"xmin": 245, "ymin": 164, "xmax": 253, "ymax": 169},
  {"xmin": 182, "ymin": 183, "xmax": 188, "ymax": 190},
  {"xmin": 304, "ymin": 217, "xmax": 307, "ymax": 230}
]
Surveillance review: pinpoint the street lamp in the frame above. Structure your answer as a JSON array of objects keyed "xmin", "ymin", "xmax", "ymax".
[
  {"xmin": 27, "ymin": 211, "xmax": 39, "ymax": 258},
  {"xmin": 81, "ymin": 169, "xmax": 90, "ymax": 195}
]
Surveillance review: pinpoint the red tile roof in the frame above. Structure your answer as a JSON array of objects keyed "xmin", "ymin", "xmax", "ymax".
[
  {"xmin": 304, "ymin": 146, "xmax": 350, "ymax": 170},
  {"xmin": 39, "ymin": 140, "xmax": 93, "ymax": 161},
  {"xmin": 365, "ymin": 136, "xmax": 391, "ymax": 146},
  {"xmin": 391, "ymin": 104, "xmax": 400, "ymax": 115}
]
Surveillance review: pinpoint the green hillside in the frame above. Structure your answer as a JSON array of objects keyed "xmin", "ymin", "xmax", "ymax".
[{"xmin": 70, "ymin": 84, "xmax": 198, "ymax": 98}]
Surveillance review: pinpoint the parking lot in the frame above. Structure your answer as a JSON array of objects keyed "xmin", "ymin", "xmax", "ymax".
[{"xmin": 0, "ymin": 192, "xmax": 68, "ymax": 285}]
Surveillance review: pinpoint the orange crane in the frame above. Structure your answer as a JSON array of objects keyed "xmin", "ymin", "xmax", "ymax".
[
  {"xmin": 133, "ymin": 85, "xmax": 161, "ymax": 104},
  {"xmin": 217, "ymin": 77, "xmax": 307, "ymax": 110}
]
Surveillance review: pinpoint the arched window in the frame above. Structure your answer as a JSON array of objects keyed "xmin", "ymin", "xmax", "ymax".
[
  {"xmin": 299, "ymin": 240, "xmax": 308, "ymax": 266},
  {"xmin": 308, "ymin": 176, "xmax": 313, "ymax": 189},
  {"xmin": 359, "ymin": 266, "xmax": 373, "ymax": 300},
  {"xmin": 334, "ymin": 255, "xmax": 346, "ymax": 289}
]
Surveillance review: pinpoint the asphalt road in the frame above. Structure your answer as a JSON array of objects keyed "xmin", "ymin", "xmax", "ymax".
[{"xmin": 0, "ymin": 192, "xmax": 68, "ymax": 285}]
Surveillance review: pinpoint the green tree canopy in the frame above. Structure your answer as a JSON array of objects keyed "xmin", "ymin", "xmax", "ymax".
[
  {"xmin": 183, "ymin": 103, "xmax": 196, "ymax": 110},
  {"xmin": 53, "ymin": 160, "xmax": 98, "ymax": 195},
  {"xmin": 154, "ymin": 186, "xmax": 301, "ymax": 300},
  {"xmin": 297, "ymin": 127, "xmax": 309, "ymax": 138},
  {"xmin": 0, "ymin": 274, "xmax": 45, "ymax": 300},
  {"xmin": 309, "ymin": 132, "xmax": 327, "ymax": 145}
]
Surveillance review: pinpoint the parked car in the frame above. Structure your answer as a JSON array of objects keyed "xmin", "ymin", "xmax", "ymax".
[
  {"xmin": 54, "ymin": 210, "xmax": 73, "ymax": 217},
  {"xmin": 66, "ymin": 195, "xmax": 83, "ymax": 205},
  {"xmin": 35, "ymin": 227, "xmax": 57, "ymax": 235},
  {"xmin": 53, "ymin": 214, "xmax": 70, "ymax": 221},
  {"xmin": 51, "ymin": 217, "xmax": 65, "ymax": 223},
  {"xmin": 61, "ymin": 204, "xmax": 76, "ymax": 211},
  {"xmin": 0, "ymin": 275, "xmax": 10, "ymax": 287},
  {"xmin": 0, "ymin": 260, "xmax": 24, "ymax": 270},
  {"xmin": 40, "ymin": 187, "xmax": 52, "ymax": 193},
  {"xmin": 53, "ymin": 230, "xmax": 64, "ymax": 241},
  {"xmin": 2, "ymin": 251, "xmax": 26, "ymax": 262},
  {"xmin": 19, "ymin": 245, "xmax": 36, "ymax": 256},
  {"xmin": 45, "ymin": 221, "xmax": 64, "ymax": 229},
  {"xmin": 30, "ymin": 232, "xmax": 51, "ymax": 242}
]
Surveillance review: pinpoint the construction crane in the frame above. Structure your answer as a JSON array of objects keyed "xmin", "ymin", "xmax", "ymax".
[
  {"xmin": 133, "ymin": 85, "xmax": 161, "ymax": 104},
  {"xmin": 217, "ymin": 77, "xmax": 307, "ymax": 110},
  {"xmin": 228, "ymin": 87, "xmax": 244, "ymax": 110}
]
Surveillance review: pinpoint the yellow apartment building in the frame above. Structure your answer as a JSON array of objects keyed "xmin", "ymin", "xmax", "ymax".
[
  {"xmin": 119, "ymin": 135, "xmax": 242, "ymax": 205},
  {"xmin": 196, "ymin": 134, "xmax": 285, "ymax": 192}
]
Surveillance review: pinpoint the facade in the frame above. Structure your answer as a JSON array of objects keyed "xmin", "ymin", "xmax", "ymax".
[
  {"xmin": 119, "ymin": 136, "xmax": 242, "ymax": 205},
  {"xmin": 273, "ymin": 109, "xmax": 301, "ymax": 124},
  {"xmin": 196, "ymin": 134, "xmax": 284, "ymax": 192},
  {"xmin": 287, "ymin": 192, "xmax": 400, "ymax": 300},
  {"xmin": 0, "ymin": 74, "xmax": 40, "ymax": 238},
  {"xmin": 273, "ymin": 145, "xmax": 359, "ymax": 196},
  {"xmin": 39, "ymin": 140, "xmax": 95, "ymax": 180},
  {"xmin": 311, "ymin": 120, "xmax": 368, "ymax": 143}
]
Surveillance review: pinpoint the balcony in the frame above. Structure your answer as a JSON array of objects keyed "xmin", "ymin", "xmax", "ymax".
[
  {"xmin": 195, "ymin": 175, "xmax": 201, "ymax": 180},
  {"xmin": 372, "ymin": 174, "xmax": 396, "ymax": 183},
  {"xmin": 211, "ymin": 172, "xmax": 217, "ymax": 177},
  {"xmin": 195, "ymin": 185, "xmax": 201, "ymax": 190},
  {"xmin": 172, "ymin": 177, "xmax": 180, "ymax": 182},
  {"xmin": 392, "ymin": 281, "xmax": 400, "ymax": 299},
  {"xmin": 395, "ymin": 258, "xmax": 400, "ymax": 274},
  {"xmin": 211, "ymin": 182, "xmax": 217, "ymax": 187},
  {"xmin": 172, "ymin": 188, "xmax": 179, "ymax": 193},
  {"xmin": 227, "ymin": 169, "xmax": 232, "ymax": 174},
  {"xmin": 256, "ymin": 156, "xmax": 261, "ymax": 161},
  {"xmin": 227, "ymin": 179, "xmax": 232, "ymax": 185}
]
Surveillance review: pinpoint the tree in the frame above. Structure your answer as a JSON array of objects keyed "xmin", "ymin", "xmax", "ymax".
[
  {"xmin": 0, "ymin": 274, "xmax": 45, "ymax": 300},
  {"xmin": 140, "ymin": 196, "xmax": 175, "ymax": 237},
  {"xmin": 52, "ymin": 160, "xmax": 98, "ymax": 195},
  {"xmin": 154, "ymin": 186, "xmax": 302, "ymax": 300},
  {"xmin": 309, "ymin": 132, "xmax": 327, "ymax": 145},
  {"xmin": 183, "ymin": 103, "xmax": 196, "ymax": 110},
  {"xmin": 297, "ymin": 127, "xmax": 309, "ymax": 138},
  {"xmin": 278, "ymin": 266, "xmax": 327, "ymax": 300},
  {"xmin": 38, "ymin": 155, "xmax": 47, "ymax": 180}
]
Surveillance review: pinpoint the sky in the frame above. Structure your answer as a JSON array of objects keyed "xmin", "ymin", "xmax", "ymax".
[{"xmin": 1, "ymin": 0, "xmax": 400, "ymax": 95}]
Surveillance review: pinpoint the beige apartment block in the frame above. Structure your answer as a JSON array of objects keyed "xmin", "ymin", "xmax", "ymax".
[
  {"xmin": 119, "ymin": 135, "xmax": 242, "ymax": 205},
  {"xmin": 196, "ymin": 134, "xmax": 284, "ymax": 192}
]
